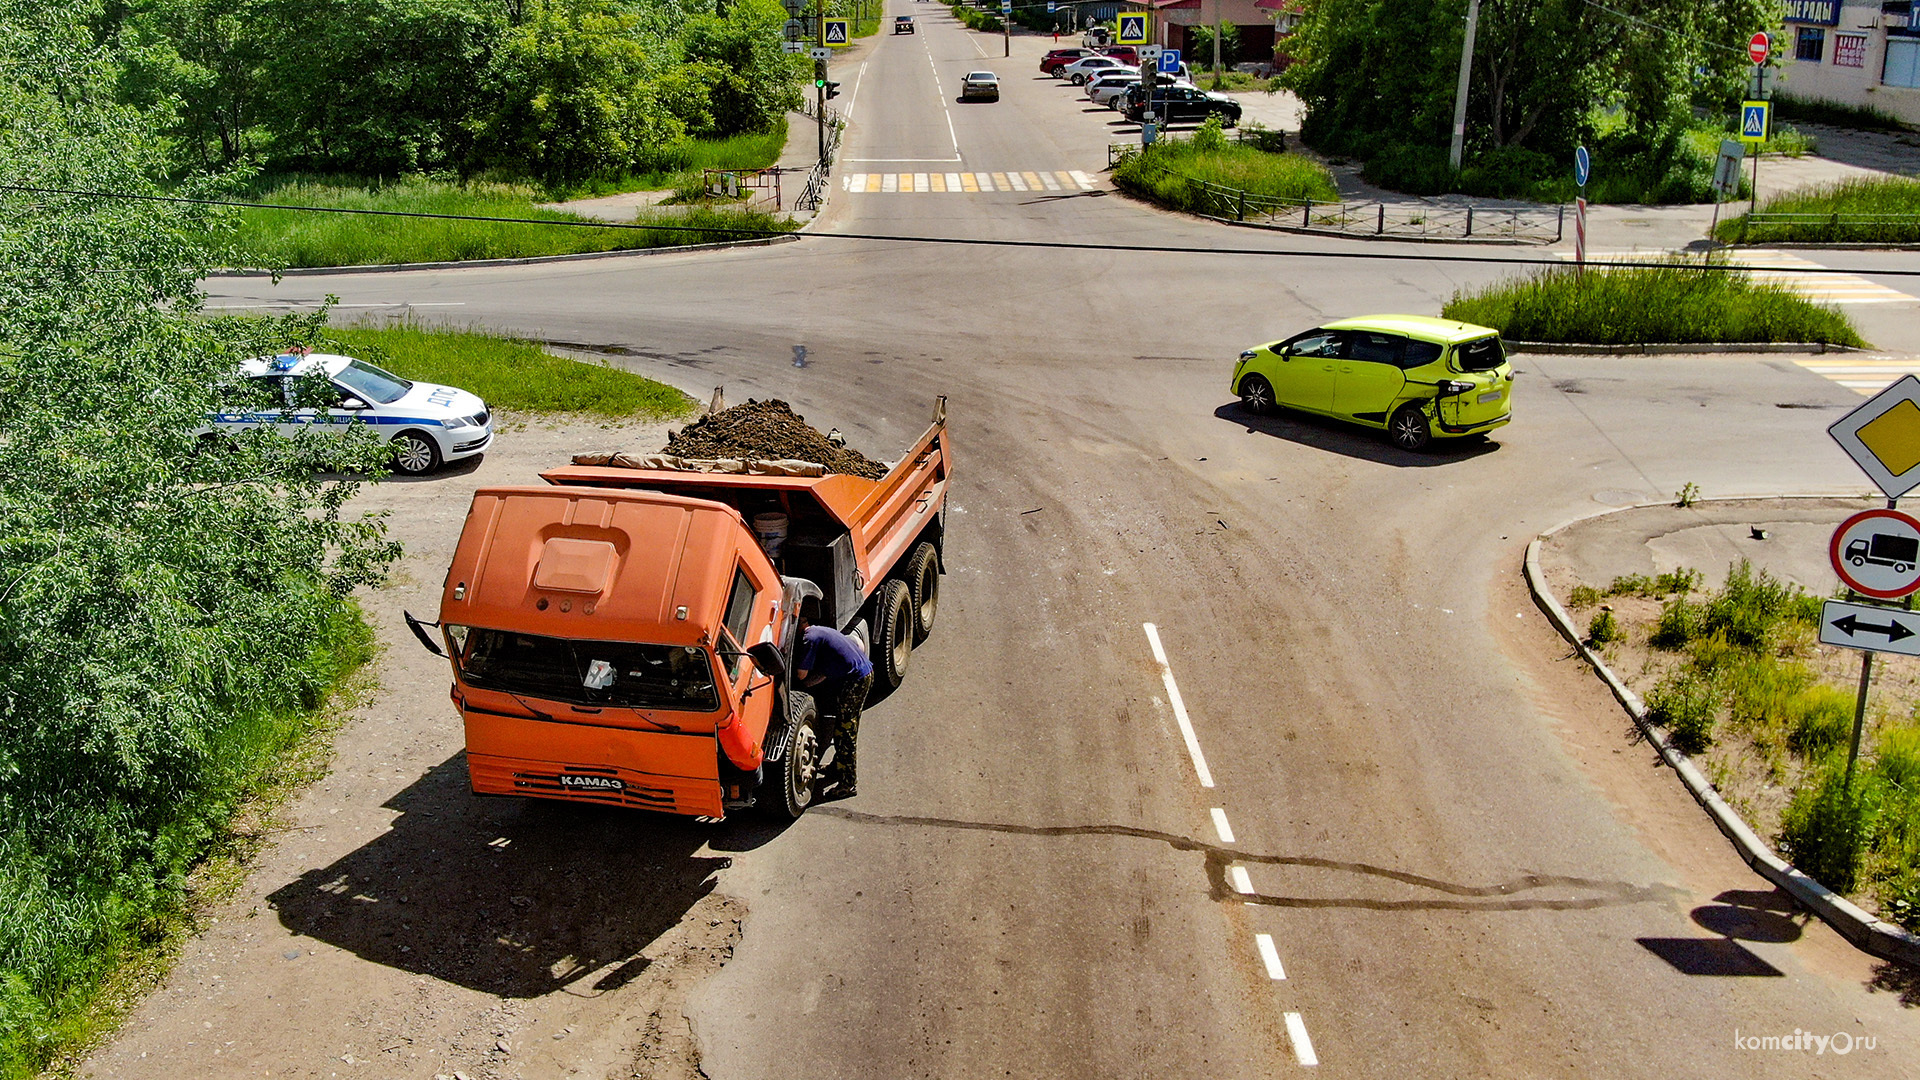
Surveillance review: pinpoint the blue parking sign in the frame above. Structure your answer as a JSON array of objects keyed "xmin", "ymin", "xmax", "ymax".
[{"xmin": 1157, "ymin": 48, "xmax": 1181, "ymax": 74}]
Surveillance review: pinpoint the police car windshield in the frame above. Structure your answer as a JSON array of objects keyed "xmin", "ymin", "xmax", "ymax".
[
  {"xmin": 455, "ymin": 629, "xmax": 721, "ymax": 712},
  {"xmin": 333, "ymin": 358, "xmax": 412, "ymax": 405}
]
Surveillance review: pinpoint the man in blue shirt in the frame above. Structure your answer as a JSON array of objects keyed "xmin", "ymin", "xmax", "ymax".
[{"xmin": 795, "ymin": 608, "xmax": 873, "ymax": 798}]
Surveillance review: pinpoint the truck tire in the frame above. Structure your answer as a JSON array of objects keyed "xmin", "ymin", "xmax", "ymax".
[
  {"xmin": 765, "ymin": 692, "xmax": 820, "ymax": 820},
  {"xmin": 873, "ymin": 578, "xmax": 913, "ymax": 692},
  {"xmin": 906, "ymin": 541, "xmax": 939, "ymax": 644}
]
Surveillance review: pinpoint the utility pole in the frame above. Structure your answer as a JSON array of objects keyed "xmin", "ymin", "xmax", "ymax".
[
  {"xmin": 1447, "ymin": 0, "xmax": 1480, "ymax": 173},
  {"xmin": 1211, "ymin": 0, "xmax": 1222, "ymax": 90},
  {"xmin": 1004, "ymin": 1, "xmax": 1010, "ymax": 57},
  {"xmin": 816, "ymin": 0, "xmax": 827, "ymax": 165}
]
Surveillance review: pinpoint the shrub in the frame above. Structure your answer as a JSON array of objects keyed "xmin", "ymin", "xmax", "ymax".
[
  {"xmin": 1442, "ymin": 262, "xmax": 1867, "ymax": 348},
  {"xmin": 1587, "ymin": 609, "xmax": 1622, "ymax": 645},
  {"xmin": 1783, "ymin": 685, "xmax": 1856, "ymax": 757},
  {"xmin": 1874, "ymin": 723, "xmax": 1920, "ymax": 791},
  {"xmin": 1650, "ymin": 596, "xmax": 1700, "ymax": 649},
  {"xmin": 1605, "ymin": 569, "xmax": 1702, "ymax": 598},
  {"xmin": 1567, "ymin": 584, "xmax": 1603, "ymax": 608},
  {"xmin": 1779, "ymin": 764, "xmax": 1879, "ymax": 894},
  {"xmin": 1699, "ymin": 561, "xmax": 1818, "ymax": 651},
  {"xmin": 1191, "ymin": 114, "xmax": 1228, "ymax": 154},
  {"xmin": 1648, "ymin": 673, "xmax": 1718, "ymax": 753},
  {"xmin": 1882, "ymin": 874, "xmax": 1920, "ymax": 932}
]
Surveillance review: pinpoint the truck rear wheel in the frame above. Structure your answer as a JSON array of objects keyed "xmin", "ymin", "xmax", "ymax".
[
  {"xmin": 873, "ymin": 578, "xmax": 913, "ymax": 692},
  {"xmin": 906, "ymin": 541, "xmax": 939, "ymax": 644},
  {"xmin": 766, "ymin": 692, "xmax": 820, "ymax": 820}
]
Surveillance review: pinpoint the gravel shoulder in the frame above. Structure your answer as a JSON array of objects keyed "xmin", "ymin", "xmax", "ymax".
[{"xmin": 81, "ymin": 414, "xmax": 744, "ymax": 1080}]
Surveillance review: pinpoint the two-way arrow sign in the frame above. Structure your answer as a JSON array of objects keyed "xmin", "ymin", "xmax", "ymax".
[{"xmin": 1821, "ymin": 599, "xmax": 1920, "ymax": 656}]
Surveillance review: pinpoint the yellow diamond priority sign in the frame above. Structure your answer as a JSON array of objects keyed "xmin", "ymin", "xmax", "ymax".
[{"xmin": 1830, "ymin": 374, "xmax": 1920, "ymax": 498}]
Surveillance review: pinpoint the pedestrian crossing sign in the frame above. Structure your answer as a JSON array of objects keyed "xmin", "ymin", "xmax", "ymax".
[
  {"xmin": 1739, "ymin": 100, "xmax": 1771, "ymax": 144},
  {"xmin": 1117, "ymin": 14, "xmax": 1148, "ymax": 44},
  {"xmin": 822, "ymin": 17, "xmax": 850, "ymax": 46}
]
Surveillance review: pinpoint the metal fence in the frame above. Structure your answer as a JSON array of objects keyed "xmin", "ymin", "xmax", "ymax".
[
  {"xmin": 795, "ymin": 103, "xmax": 845, "ymax": 213},
  {"xmin": 1740, "ymin": 211, "xmax": 1920, "ymax": 244},
  {"xmin": 1108, "ymin": 144, "xmax": 1565, "ymax": 244},
  {"xmin": 703, "ymin": 168, "xmax": 782, "ymax": 213}
]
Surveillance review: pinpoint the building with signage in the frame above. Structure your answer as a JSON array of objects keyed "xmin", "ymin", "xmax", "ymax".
[
  {"xmin": 1779, "ymin": 0, "xmax": 1920, "ymax": 125},
  {"xmin": 1113, "ymin": 0, "xmax": 1293, "ymax": 69}
]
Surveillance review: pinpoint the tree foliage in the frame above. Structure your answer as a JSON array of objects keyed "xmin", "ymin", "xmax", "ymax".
[
  {"xmin": 1282, "ymin": 0, "xmax": 1770, "ymax": 197},
  {"xmin": 0, "ymin": 4, "xmax": 397, "ymax": 1065},
  {"xmin": 107, "ymin": 0, "xmax": 805, "ymax": 183}
]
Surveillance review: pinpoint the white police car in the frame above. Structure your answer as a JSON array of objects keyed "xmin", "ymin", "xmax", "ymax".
[{"xmin": 209, "ymin": 351, "xmax": 493, "ymax": 475}]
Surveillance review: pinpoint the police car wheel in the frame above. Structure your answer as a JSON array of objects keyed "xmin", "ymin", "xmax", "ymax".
[{"xmin": 390, "ymin": 432, "xmax": 442, "ymax": 475}]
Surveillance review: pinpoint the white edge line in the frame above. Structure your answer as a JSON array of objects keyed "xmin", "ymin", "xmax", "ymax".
[
  {"xmin": 1142, "ymin": 623, "xmax": 1214, "ymax": 788},
  {"xmin": 843, "ymin": 59, "xmax": 869, "ymax": 123},
  {"xmin": 927, "ymin": 46, "xmax": 960, "ymax": 157},
  {"xmin": 1229, "ymin": 865, "xmax": 1254, "ymax": 894},
  {"xmin": 1210, "ymin": 807, "xmax": 1235, "ymax": 844},
  {"xmin": 1284, "ymin": 1012, "xmax": 1318, "ymax": 1066},
  {"xmin": 1255, "ymin": 933, "xmax": 1286, "ymax": 980}
]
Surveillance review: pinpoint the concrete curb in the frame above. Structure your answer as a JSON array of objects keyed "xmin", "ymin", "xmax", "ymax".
[
  {"xmin": 206, "ymin": 233, "xmax": 801, "ymax": 278},
  {"xmin": 1507, "ymin": 340, "xmax": 1868, "ymax": 356},
  {"xmin": 1524, "ymin": 499, "xmax": 1920, "ymax": 969}
]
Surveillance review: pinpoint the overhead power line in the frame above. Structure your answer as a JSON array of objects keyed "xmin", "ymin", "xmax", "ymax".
[
  {"xmin": 4, "ymin": 181, "xmax": 1918, "ymax": 278},
  {"xmin": 1578, "ymin": 0, "xmax": 1752, "ymax": 57}
]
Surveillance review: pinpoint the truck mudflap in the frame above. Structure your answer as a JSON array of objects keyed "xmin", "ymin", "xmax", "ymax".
[{"xmin": 464, "ymin": 712, "xmax": 725, "ymax": 817}]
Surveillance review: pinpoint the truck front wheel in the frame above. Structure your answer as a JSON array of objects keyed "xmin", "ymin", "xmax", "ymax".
[
  {"xmin": 874, "ymin": 578, "xmax": 913, "ymax": 692},
  {"xmin": 766, "ymin": 692, "xmax": 820, "ymax": 820}
]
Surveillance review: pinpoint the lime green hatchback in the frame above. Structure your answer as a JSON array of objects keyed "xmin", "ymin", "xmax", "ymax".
[{"xmin": 1229, "ymin": 315, "xmax": 1514, "ymax": 451}]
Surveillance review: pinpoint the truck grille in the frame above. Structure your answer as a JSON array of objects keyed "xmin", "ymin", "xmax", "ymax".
[{"xmin": 468, "ymin": 757, "xmax": 723, "ymax": 816}]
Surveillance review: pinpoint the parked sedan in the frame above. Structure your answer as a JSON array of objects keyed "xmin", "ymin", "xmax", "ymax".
[
  {"xmin": 1084, "ymin": 71, "xmax": 1140, "ymax": 105},
  {"xmin": 1229, "ymin": 315, "xmax": 1514, "ymax": 451},
  {"xmin": 1057, "ymin": 55, "xmax": 1126, "ymax": 84},
  {"xmin": 1121, "ymin": 83, "xmax": 1241, "ymax": 125},
  {"xmin": 959, "ymin": 71, "xmax": 1000, "ymax": 101}
]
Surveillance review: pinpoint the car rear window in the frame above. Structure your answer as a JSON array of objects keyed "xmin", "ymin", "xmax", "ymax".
[{"xmin": 1454, "ymin": 335, "xmax": 1505, "ymax": 371}]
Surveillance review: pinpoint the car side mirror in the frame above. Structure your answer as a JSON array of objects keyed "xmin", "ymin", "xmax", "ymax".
[
  {"xmin": 341, "ymin": 396, "xmax": 369, "ymax": 410},
  {"xmin": 747, "ymin": 641, "xmax": 787, "ymax": 681}
]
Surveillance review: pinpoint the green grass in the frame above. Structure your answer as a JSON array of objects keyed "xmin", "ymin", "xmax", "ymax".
[
  {"xmin": 226, "ymin": 177, "xmax": 795, "ymax": 269},
  {"xmin": 1443, "ymin": 260, "xmax": 1867, "ymax": 346},
  {"xmin": 1715, "ymin": 176, "xmax": 1920, "ymax": 245},
  {"xmin": 1772, "ymin": 92, "xmax": 1917, "ymax": 134},
  {"xmin": 1113, "ymin": 137, "xmax": 1340, "ymax": 211},
  {"xmin": 1, "ymin": 601, "xmax": 373, "ymax": 1079},
  {"xmin": 322, "ymin": 322, "xmax": 696, "ymax": 420},
  {"xmin": 550, "ymin": 125, "xmax": 790, "ymax": 198}
]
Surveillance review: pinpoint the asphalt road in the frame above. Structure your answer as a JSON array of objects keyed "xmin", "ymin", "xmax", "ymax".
[{"xmin": 179, "ymin": 6, "xmax": 1920, "ymax": 1077}]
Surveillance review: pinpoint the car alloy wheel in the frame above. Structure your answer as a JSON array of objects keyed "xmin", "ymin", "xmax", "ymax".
[
  {"xmin": 391, "ymin": 432, "xmax": 441, "ymax": 475},
  {"xmin": 1389, "ymin": 404, "xmax": 1432, "ymax": 452}
]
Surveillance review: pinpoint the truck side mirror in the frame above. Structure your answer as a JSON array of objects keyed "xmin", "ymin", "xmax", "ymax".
[
  {"xmin": 404, "ymin": 610, "xmax": 447, "ymax": 657},
  {"xmin": 747, "ymin": 641, "xmax": 787, "ymax": 681}
]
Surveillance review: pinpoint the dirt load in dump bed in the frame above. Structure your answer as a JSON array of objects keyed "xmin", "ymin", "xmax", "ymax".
[{"xmin": 662, "ymin": 399, "xmax": 888, "ymax": 479}]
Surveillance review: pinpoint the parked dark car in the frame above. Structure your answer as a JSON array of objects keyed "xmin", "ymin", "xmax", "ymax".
[
  {"xmin": 1121, "ymin": 83, "xmax": 1241, "ymax": 125},
  {"xmin": 1041, "ymin": 47, "xmax": 1096, "ymax": 74}
]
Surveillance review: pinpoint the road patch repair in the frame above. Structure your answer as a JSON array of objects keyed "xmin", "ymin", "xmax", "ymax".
[{"xmin": 1527, "ymin": 496, "xmax": 1920, "ymax": 968}]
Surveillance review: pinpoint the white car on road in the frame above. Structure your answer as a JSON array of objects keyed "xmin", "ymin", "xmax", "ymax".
[{"xmin": 208, "ymin": 351, "xmax": 494, "ymax": 475}]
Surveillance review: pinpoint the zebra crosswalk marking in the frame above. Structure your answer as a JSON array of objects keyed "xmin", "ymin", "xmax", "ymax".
[
  {"xmin": 1795, "ymin": 357, "xmax": 1920, "ymax": 396},
  {"xmin": 840, "ymin": 170, "xmax": 1099, "ymax": 194},
  {"xmin": 1566, "ymin": 250, "xmax": 1916, "ymax": 305}
]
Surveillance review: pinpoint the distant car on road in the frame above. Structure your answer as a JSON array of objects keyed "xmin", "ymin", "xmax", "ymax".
[
  {"xmin": 960, "ymin": 71, "xmax": 1001, "ymax": 101},
  {"xmin": 1057, "ymin": 55, "xmax": 1126, "ymax": 84},
  {"xmin": 1121, "ymin": 83, "xmax": 1241, "ymax": 125},
  {"xmin": 1230, "ymin": 315, "xmax": 1514, "ymax": 451},
  {"xmin": 894, "ymin": 15, "xmax": 914, "ymax": 33},
  {"xmin": 207, "ymin": 351, "xmax": 494, "ymax": 474}
]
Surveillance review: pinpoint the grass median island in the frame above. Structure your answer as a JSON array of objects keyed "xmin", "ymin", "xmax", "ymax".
[
  {"xmin": 324, "ymin": 321, "xmax": 695, "ymax": 420},
  {"xmin": 1443, "ymin": 261, "xmax": 1867, "ymax": 347},
  {"xmin": 1715, "ymin": 176, "xmax": 1920, "ymax": 246},
  {"xmin": 1566, "ymin": 562, "xmax": 1920, "ymax": 929},
  {"xmin": 554, "ymin": 125, "xmax": 791, "ymax": 198},
  {"xmin": 227, "ymin": 177, "xmax": 796, "ymax": 269},
  {"xmin": 1113, "ymin": 121, "xmax": 1340, "ymax": 213}
]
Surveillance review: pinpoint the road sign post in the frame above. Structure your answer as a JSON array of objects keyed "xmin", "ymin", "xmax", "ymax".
[
  {"xmin": 1001, "ymin": 0, "xmax": 1010, "ymax": 56},
  {"xmin": 1573, "ymin": 146, "xmax": 1589, "ymax": 274}
]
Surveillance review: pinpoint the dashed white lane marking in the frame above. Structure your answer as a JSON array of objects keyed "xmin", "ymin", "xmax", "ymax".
[
  {"xmin": 1229, "ymin": 866, "xmax": 1254, "ymax": 894},
  {"xmin": 1210, "ymin": 808, "xmax": 1235, "ymax": 844},
  {"xmin": 1255, "ymin": 934, "xmax": 1287, "ymax": 980},
  {"xmin": 1795, "ymin": 357, "xmax": 1920, "ymax": 395},
  {"xmin": 1284, "ymin": 1013, "xmax": 1319, "ymax": 1066},
  {"xmin": 1142, "ymin": 623, "xmax": 1214, "ymax": 788}
]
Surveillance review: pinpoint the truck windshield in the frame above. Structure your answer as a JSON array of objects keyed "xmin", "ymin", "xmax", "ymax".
[{"xmin": 455, "ymin": 629, "xmax": 720, "ymax": 712}]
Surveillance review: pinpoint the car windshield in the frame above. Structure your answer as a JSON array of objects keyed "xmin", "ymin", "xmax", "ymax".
[
  {"xmin": 455, "ymin": 628, "xmax": 721, "ymax": 712},
  {"xmin": 1454, "ymin": 335, "xmax": 1505, "ymax": 372},
  {"xmin": 332, "ymin": 358, "xmax": 413, "ymax": 404}
]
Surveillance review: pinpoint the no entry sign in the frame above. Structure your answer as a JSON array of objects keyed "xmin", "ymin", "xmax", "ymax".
[{"xmin": 1748, "ymin": 32, "xmax": 1770, "ymax": 65}]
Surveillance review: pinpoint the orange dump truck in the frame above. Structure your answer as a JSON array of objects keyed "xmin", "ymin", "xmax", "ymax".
[{"xmin": 406, "ymin": 399, "xmax": 950, "ymax": 819}]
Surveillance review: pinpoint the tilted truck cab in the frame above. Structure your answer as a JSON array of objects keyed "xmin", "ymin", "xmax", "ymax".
[{"xmin": 409, "ymin": 399, "xmax": 950, "ymax": 820}]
